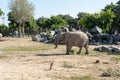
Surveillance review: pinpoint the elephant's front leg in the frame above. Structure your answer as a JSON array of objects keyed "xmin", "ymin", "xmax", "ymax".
[
  {"xmin": 66, "ymin": 44, "xmax": 72, "ymax": 55},
  {"xmin": 85, "ymin": 46, "xmax": 89, "ymax": 54}
]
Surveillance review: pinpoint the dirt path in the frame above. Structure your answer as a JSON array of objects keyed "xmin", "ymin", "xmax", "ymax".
[{"xmin": 0, "ymin": 37, "xmax": 120, "ymax": 80}]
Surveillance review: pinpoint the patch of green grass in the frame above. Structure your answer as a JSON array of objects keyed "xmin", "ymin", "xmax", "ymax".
[
  {"xmin": 72, "ymin": 47, "xmax": 102, "ymax": 56},
  {"xmin": 1, "ymin": 44, "xmax": 53, "ymax": 51},
  {"xmin": 70, "ymin": 75, "xmax": 95, "ymax": 80},
  {"xmin": 112, "ymin": 56, "xmax": 120, "ymax": 64},
  {"xmin": 101, "ymin": 68, "xmax": 120, "ymax": 78},
  {"xmin": 63, "ymin": 61, "xmax": 74, "ymax": 68}
]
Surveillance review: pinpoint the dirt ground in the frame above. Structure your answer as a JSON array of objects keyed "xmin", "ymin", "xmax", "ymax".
[{"xmin": 0, "ymin": 37, "xmax": 120, "ymax": 80}]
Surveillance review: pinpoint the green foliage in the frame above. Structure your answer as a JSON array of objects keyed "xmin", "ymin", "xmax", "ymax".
[
  {"xmin": 103, "ymin": 2, "xmax": 115, "ymax": 11},
  {"xmin": 104, "ymin": 2, "xmax": 120, "ymax": 33},
  {"xmin": 36, "ymin": 15, "xmax": 68, "ymax": 30},
  {"xmin": 77, "ymin": 12, "xmax": 89, "ymax": 19},
  {"xmin": 0, "ymin": 9, "xmax": 4, "ymax": 16},
  {"xmin": 99, "ymin": 9, "xmax": 115, "ymax": 33},
  {"xmin": 78, "ymin": 13, "xmax": 99, "ymax": 30},
  {"xmin": 78, "ymin": 9, "xmax": 115, "ymax": 33},
  {"xmin": 113, "ymin": 4, "xmax": 120, "ymax": 32},
  {"xmin": 0, "ymin": 24, "xmax": 9, "ymax": 36},
  {"xmin": 50, "ymin": 15, "xmax": 67, "ymax": 30},
  {"xmin": 37, "ymin": 17, "xmax": 49, "ymax": 29},
  {"xmin": 8, "ymin": 0, "xmax": 35, "ymax": 36},
  {"xmin": 8, "ymin": 12, "xmax": 18, "ymax": 32},
  {"xmin": 25, "ymin": 19, "xmax": 39, "ymax": 34},
  {"xmin": 58, "ymin": 14, "xmax": 75, "ymax": 27}
]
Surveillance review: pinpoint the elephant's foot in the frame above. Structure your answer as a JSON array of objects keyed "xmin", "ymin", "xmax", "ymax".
[
  {"xmin": 77, "ymin": 52, "xmax": 81, "ymax": 55},
  {"xmin": 66, "ymin": 52, "xmax": 69, "ymax": 55},
  {"xmin": 85, "ymin": 52, "xmax": 89, "ymax": 54}
]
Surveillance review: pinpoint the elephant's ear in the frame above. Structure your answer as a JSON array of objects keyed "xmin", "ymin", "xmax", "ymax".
[{"xmin": 64, "ymin": 32, "xmax": 70, "ymax": 43}]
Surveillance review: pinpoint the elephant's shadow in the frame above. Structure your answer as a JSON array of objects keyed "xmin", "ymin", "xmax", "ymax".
[{"xmin": 35, "ymin": 53, "xmax": 66, "ymax": 56}]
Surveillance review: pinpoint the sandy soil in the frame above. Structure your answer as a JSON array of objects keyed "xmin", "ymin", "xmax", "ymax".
[{"xmin": 0, "ymin": 37, "xmax": 120, "ymax": 80}]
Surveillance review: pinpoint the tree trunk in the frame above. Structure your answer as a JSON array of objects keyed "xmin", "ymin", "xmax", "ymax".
[
  {"xmin": 18, "ymin": 23, "xmax": 22, "ymax": 37},
  {"xmin": 22, "ymin": 22, "xmax": 25, "ymax": 36},
  {"xmin": 18, "ymin": 22, "xmax": 25, "ymax": 37}
]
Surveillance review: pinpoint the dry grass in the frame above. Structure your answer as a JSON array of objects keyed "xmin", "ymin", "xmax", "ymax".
[{"xmin": 0, "ymin": 37, "xmax": 119, "ymax": 80}]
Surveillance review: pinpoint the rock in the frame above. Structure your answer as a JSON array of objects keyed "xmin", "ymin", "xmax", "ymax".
[
  {"xmin": 102, "ymin": 61, "xmax": 109, "ymax": 64},
  {"xmin": 116, "ymin": 42, "xmax": 120, "ymax": 45},
  {"xmin": 94, "ymin": 60, "xmax": 100, "ymax": 64},
  {"xmin": 110, "ymin": 46, "xmax": 120, "ymax": 53},
  {"xmin": 113, "ymin": 34, "xmax": 120, "ymax": 44},
  {"xmin": 62, "ymin": 27, "xmax": 69, "ymax": 32},
  {"xmin": 31, "ymin": 34, "xmax": 41, "ymax": 42},
  {"xmin": 0, "ymin": 33, "xmax": 2, "ymax": 40},
  {"xmin": 94, "ymin": 45, "xmax": 120, "ymax": 54},
  {"xmin": 91, "ymin": 26, "xmax": 102, "ymax": 34},
  {"xmin": 0, "ymin": 33, "xmax": 2, "ymax": 38}
]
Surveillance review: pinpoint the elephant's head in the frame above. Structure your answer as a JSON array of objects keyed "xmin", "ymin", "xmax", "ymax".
[{"xmin": 54, "ymin": 32, "xmax": 69, "ymax": 49}]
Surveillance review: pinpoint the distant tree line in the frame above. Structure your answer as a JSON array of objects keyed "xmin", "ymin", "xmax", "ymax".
[{"xmin": 0, "ymin": 0, "xmax": 120, "ymax": 37}]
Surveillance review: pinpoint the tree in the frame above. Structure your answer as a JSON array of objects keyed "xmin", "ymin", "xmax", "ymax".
[
  {"xmin": 78, "ymin": 9, "xmax": 115, "ymax": 33},
  {"xmin": 78, "ymin": 13, "xmax": 99, "ymax": 30},
  {"xmin": 0, "ymin": 9, "xmax": 3, "ymax": 16},
  {"xmin": 37, "ymin": 17, "xmax": 49, "ymax": 31},
  {"xmin": 99, "ymin": 10, "xmax": 115, "ymax": 33},
  {"xmin": 112, "ymin": 3, "xmax": 120, "ymax": 33},
  {"xmin": 8, "ymin": 0, "xmax": 34, "ymax": 37},
  {"xmin": 50, "ymin": 15, "xmax": 67, "ymax": 30},
  {"xmin": 58, "ymin": 14, "xmax": 74, "ymax": 27},
  {"xmin": 103, "ymin": 2, "xmax": 115, "ymax": 11},
  {"xmin": 25, "ymin": 19, "xmax": 39, "ymax": 34},
  {"xmin": 0, "ymin": 24, "xmax": 9, "ymax": 36},
  {"xmin": 77, "ymin": 12, "xmax": 89, "ymax": 19},
  {"xmin": 8, "ymin": 12, "xmax": 18, "ymax": 32},
  {"xmin": 102, "ymin": 2, "xmax": 120, "ymax": 33}
]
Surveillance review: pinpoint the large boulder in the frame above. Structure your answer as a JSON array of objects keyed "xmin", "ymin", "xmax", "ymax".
[
  {"xmin": 31, "ymin": 32, "xmax": 51, "ymax": 43},
  {"xmin": 91, "ymin": 26, "xmax": 102, "ymax": 34},
  {"xmin": 31, "ymin": 34, "xmax": 41, "ymax": 42},
  {"xmin": 0, "ymin": 33, "xmax": 2, "ymax": 40},
  {"xmin": 94, "ymin": 45, "xmax": 120, "ymax": 54},
  {"xmin": 113, "ymin": 34, "xmax": 120, "ymax": 44}
]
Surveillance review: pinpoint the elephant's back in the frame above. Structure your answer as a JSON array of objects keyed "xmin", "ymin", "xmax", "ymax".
[
  {"xmin": 71, "ymin": 31, "xmax": 88, "ymax": 39},
  {"xmin": 70, "ymin": 31, "xmax": 88, "ymax": 47}
]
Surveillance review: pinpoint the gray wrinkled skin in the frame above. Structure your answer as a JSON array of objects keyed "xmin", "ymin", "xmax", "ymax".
[{"xmin": 54, "ymin": 31, "xmax": 89, "ymax": 55}]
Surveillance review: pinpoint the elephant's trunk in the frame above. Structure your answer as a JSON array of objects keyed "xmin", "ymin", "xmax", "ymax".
[
  {"xmin": 54, "ymin": 44, "xmax": 57, "ymax": 49},
  {"xmin": 54, "ymin": 36, "xmax": 59, "ymax": 49}
]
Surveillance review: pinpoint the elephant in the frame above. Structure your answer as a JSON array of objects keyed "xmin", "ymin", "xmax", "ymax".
[{"xmin": 54, "ymin": 31, "xmax": 89, "ymax": 55}]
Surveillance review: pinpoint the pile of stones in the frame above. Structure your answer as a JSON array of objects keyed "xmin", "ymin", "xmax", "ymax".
[{"xmin": 94, "ymin": 45, "xmax": 120, "ymax": 54}]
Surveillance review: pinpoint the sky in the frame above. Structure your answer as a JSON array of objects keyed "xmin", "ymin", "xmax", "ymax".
[{"xmin": 0, "ymin": 0, "xmax": 118, "ymax": 26}]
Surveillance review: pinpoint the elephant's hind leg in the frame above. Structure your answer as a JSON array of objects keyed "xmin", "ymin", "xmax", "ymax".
[
  {"xmin": 84, "ymin": 41, "xmax": 89, "ymax": 54},
  {"xmin": 66, "ymin": 45, "xmax": 72, "ymax": 55},
  {"xmin": 77, "ymin": 47, "xmax": 82, "ymax": 54},
  {"xmin": 85, "ymin": 46, "xmax": 89, "ymax": 54}
]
